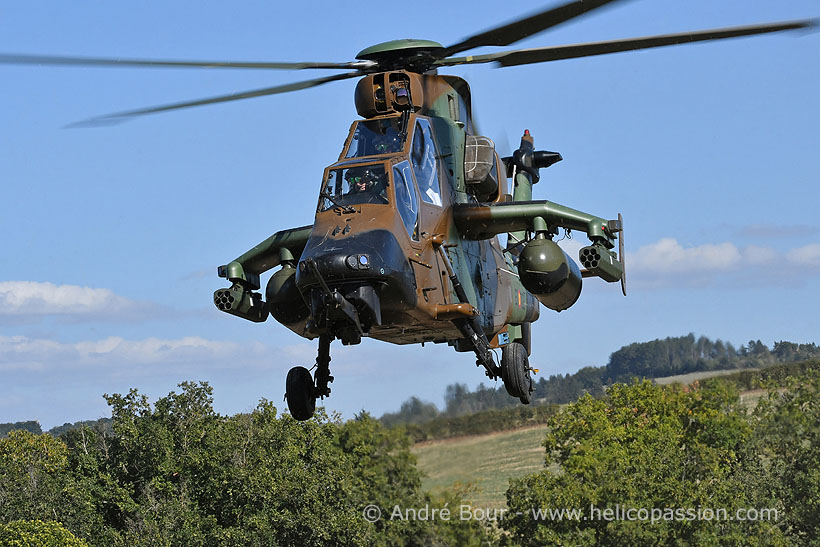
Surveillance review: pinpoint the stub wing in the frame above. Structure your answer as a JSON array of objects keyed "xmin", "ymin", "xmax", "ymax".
[
  {"xmin": 214, "ymin": 224, "xmax": 312, "ymax": 323},
  {"xmin": 452, "ymin": 200, "xmax": 625, "ymax": 287},
  {"xmin": 217, "ymin": 225, "xmax": 312, "ymax": 289}
]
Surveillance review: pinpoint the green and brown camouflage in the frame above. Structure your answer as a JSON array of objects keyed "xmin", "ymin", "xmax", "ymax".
[{"xmin": 215, "ymin": 69, "xmax": 623, "ymax": 380}]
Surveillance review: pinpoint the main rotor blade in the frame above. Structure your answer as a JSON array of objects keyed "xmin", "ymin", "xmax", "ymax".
[
  {"xmin": 441, "ymin": 0, "xmax": 626, "ymax": 57},
  {"xmin": 437, "ymin": 20, "xmax": 816, "ymax": 68},
  {"xmin": 69, "ymin": 71, "xmax": 361, "ymax": 126},
  {"xmin": 0, "ymin": 53, "xmax": 369, "ymax": 71}
]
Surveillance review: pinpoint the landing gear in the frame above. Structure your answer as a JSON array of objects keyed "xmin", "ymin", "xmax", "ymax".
[
  {"xmin": 501, "ymin": 342, "xmax": 533, "ymax": 404},
  {"xmin": 285, "ymin": 335, "xmax": 334, "ymax": 421},
  {"xmin": 285, "ymin": 366, "xmax": 315, "ymax": 421}
]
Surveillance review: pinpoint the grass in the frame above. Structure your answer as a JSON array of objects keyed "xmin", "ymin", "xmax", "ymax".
[
  {"xmin": 412, "ymin": 371, "xmax": 772, "ymax": 508},
  {"xmin": 412, "ymin": 425, "xmax": 550, "ymax": 509},
  {"xmin": 653, "ymin": 368, "xmax": 759, "ymax": 385}
]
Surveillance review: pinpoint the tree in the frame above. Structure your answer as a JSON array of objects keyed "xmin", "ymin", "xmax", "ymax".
[
  {"xmin": 0, "ymin": 421, "xmax": 42, "ymax": 438},
  {"xmin": 0, "ymin": 520, "xmax": 89, "ymax": 546},
  {"xmin": 380, "ymin": 397, "xmax": 439, "ymax": 427},
  {"xmin": 337, "ymin": 412, "xmax": 430, "ymax": 546},
  {"xmin": 752, "ymin": 372, "xmax": 820, "ymax": 542},
  {"xmin": 0, "ymin": 430, "xmax": 71, "ymax": 522},
  {"xmin": 0, "ymin": 430, "xmax": 104, "ymax": 543},
  {"xmin": 504, "ymin": 380, "xmax": 784, "ymax": 545},
  {"xmin": 98, "ymin": 383, "xmax": 371, "ymax": 546}
]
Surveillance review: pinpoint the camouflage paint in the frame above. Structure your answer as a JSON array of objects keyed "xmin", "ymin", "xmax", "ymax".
[{"xmin": 216, "ymin": 72, "xmax": 621, "ymax": 351}]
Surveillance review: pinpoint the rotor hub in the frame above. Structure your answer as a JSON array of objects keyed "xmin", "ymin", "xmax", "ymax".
[
  {"xmin": 355, "ymin": 39, "xmax": 445, "ymax": 60},
  {"xmin": 355, "ymin": 39, "xmax": 444, "ymax": 72}
]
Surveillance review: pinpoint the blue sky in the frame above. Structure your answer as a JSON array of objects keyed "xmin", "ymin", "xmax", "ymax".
[{"xmin": 1, "ymin": 0, "xmax": 818, "ymax": 429}]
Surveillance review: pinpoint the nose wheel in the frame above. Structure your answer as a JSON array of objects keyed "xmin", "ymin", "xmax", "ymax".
[
  {"xmin": 285, "ymin": 366, "xmax": 316, "ymax": 421},
  {"xmin": 285, "ymin": 335, "xmax": 333, "ymax": 421}
]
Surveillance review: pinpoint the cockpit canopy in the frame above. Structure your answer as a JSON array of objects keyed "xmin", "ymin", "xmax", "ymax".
[
  {"xmin": 319, "ymin": 115, "xmax": 445, "ymax": 243},
  {"xmin": 343, "ymin": 117, "xmax": 407, "ymax": 159}
]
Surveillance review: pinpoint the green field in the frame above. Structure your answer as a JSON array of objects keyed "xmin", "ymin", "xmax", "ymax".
[
  {"xmin": 413, "ymin": 374, "xmax": 771, "ymax": 508},
  {"xmin": 412, "ymin": 425, "xmax": 550, "ymax": 509},
  {"xmin": 653, "ymin": 368, "xmax": 759, "ymax": 385}
]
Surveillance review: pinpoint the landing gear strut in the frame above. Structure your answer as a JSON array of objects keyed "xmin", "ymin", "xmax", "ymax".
[
  {"xmin": 314, "ymin": 335, "xmax": 333, "ymax": 398},
  {"xmin": 285, "ymin": 335, "xmax": 334, "ymax": 421}
]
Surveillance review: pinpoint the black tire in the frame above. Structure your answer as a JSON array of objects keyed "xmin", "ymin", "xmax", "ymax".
[
  {"xmin": 286, "ymin": 366, "xmax": 316, "ymax": 421},
  {"xmin": 501, "ymin": 342, "xmax": 533, "ymax": 404}
]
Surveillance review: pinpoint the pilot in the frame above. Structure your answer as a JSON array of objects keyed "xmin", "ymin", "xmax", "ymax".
[
  {"xmin": 345, "ymin": 167, "xmax": 387, "ymax": 202},
  {"xmin": 370, "ymin": 119, "xmax": 400, "ymax": 155},
  {"xmin": 374, "ymin": 133, "xmax": 400, "ymax": 155},
  {"xmin": 346, "ymin": 168, "xmax": 371, "ymax": 194}
]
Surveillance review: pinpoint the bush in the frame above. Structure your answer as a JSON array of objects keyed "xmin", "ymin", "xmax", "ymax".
[
  {"xmin": 0, "ymin": 520, "xmax": 89, "ymax": 547},
  {"xmin": 503, "ymin": 380, "xmax": 785, "ymax": 545}
]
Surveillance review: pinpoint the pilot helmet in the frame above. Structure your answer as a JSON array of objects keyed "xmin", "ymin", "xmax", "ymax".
[{"xmin": 346, "ymin": 167, "xmax": 377, "ymax": 190}]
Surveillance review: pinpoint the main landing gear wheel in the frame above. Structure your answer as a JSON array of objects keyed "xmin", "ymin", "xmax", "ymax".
[
  {"xmin": 285, "ymin": 366, "xmax": 316, "ymax": 421},
  {"xmin": 501, "ymin": 342, "xmax": 533, "ymax": 404}
]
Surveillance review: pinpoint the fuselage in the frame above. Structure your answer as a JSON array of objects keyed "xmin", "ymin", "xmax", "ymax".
[{"xmin": 289, "ymin": 73, "xmax": 538, "ymax": 347}]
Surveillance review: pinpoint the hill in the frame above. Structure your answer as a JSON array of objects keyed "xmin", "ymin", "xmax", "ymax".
[
  {"xmin": 412, "ymin": 361, "xmax": 820, "ymax": 508},
  {"xmin": 412, "ymin": 425, "xmax": 550, "ymax": 509},
  {"xmin": 382, "ymin": 335, "xmax": 820, "ymax": 429}
]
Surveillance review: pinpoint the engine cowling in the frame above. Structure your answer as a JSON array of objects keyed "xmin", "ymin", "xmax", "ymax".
[{"xmin": 517, "ymin": 238, "xmax": 582, "ymax": 312}]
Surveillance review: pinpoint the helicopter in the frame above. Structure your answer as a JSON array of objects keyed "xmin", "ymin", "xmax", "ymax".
[{"xmin": 2, "ymin": 1, "xmax": 814, "ymax": 421}]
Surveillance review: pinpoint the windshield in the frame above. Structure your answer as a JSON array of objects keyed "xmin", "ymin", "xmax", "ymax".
[
  {"xmin": 344, "ymin": 118, "xmax": 406, "ymax": 159},
  {"xmin": 318, "ymin": 164, "xmax": 389, "ymax": 212}
]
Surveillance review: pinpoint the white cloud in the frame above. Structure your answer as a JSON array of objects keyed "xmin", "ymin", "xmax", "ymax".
[
  {"xmin": 630, "ymin": 238, "xmax": 742, "ymax": 274},
  {"xmin": 786, "ymin": 244, "xmax": 820, "ymax": 267},
  {"xmin": 557, "ymin": 237, "xmax": 584, "ymax": 258},
  {"xmin": 627, "ymin": 238, "xmax": 820, "ymax": 288},
  {"xmin": 0, "ymin": 281, "xmax": 159, "ymax": 321},
  {"xmin": 281, "ymin": 343, "xmax": 321, "ymax": 362},
  {"xmin": 0, "ymin": 334, "xmax": 272, "ymax": 373}
]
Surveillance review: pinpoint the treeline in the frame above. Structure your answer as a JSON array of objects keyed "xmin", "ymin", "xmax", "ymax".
[
  {"xmin": 605, "ymin": 335, "xmax": 820, "ymax": 380},
  {"xmin": 46, "ymin": 418, "xmax": 113, "ymax": 437},
  {"xmin": 1, "ymin": 418, "xmax": 114, "ymax": 439},
  {"xmin": 401, "ymin": 360, "xmax": 820, "ymax": 444},
  {"xmin": 380, "ymin": 367, "xmax": 604, "ymax": 431},
  {"xmin": 381, "ymin": 335, "xmax": 820, "ymax": 427},
  {"xmin": 0, "ymin": 421, "xmax": 41, "ymax": 437},
  {"xmin": 700, "ymin": 359, "xmax": 820, "ymax": 392},
  {"xmin": 4, "ymin": 366, "xmax": 820, "ymax": 544},
  {"xmin": 404, "ymin": 404, "xmax": 559, "ymax": 443},
  {"xmin": 0, "ymin": 382, "xmax": 494, "ymax": 546}
]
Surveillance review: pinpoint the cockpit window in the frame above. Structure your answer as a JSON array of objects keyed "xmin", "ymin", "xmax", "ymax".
[
  {"xmin": 393, "ymin": 161, "xmax": 419, "ymax": 241},
  {"xmin": 410, "ymin": 118, "xmax": 442, "ymax": 206},
  {"xmin": 319, "ymin": 164, "xmax": 389, "ymax": 212},
  {"xmin": 344, "ymin": 117, "xmax": 406, "ymax": 158}
]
